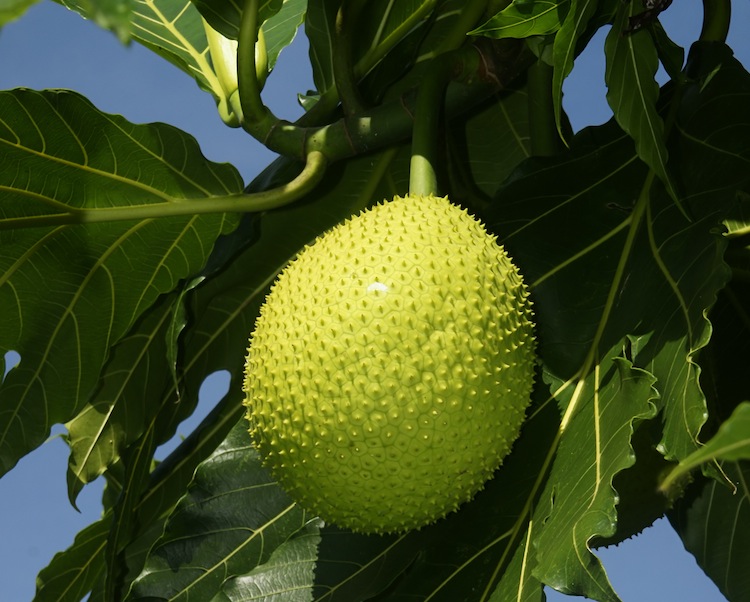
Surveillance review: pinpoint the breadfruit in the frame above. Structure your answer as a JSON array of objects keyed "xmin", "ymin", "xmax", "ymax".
[{"xmin": 243, "ymin": 194, "xmax": 536, "ymax": 534}]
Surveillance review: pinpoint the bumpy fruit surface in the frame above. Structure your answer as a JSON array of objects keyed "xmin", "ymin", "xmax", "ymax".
[{"xmin": 243, "ymin": 194, "xmax": 536, "ymax": 533}]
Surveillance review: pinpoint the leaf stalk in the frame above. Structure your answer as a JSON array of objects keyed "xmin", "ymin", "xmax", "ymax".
[{"xmin": 0, "ymin": 152, "xmax": 328, "ymax": 230}]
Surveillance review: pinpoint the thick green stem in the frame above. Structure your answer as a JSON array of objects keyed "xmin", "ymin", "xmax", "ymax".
[
  {"xmin": 0, "ymin": 152, "xmax": 328, "ymax": 230},
  {"xmin": 409, "ymin": 53, "xmax": 459, "ymax": 195},
  {"xmin": 527, "ymin": 59, "xmax": 564, "ymax": 157},
  {"xmin": 700, "ymin": 0, "xmax": 731, "ymax": 43}
]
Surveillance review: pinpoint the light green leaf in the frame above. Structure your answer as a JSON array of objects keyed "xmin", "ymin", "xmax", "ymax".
[
  {"xmin": 64, "ymin": 294, "xmax": 177, "ymax": 505},
  {"xmin": 470, "ymin": 0, "xmax": 570, "ymax": 40},
  {"xmin": 0, "ymin": 0, "xmax": 39, "ymax": 27},
  {"xmin": 304, "ymin": 0, "xmax": 336, "ymax": 94},
  {"xmin": 661, "ymin": 402, "xmax": 750, "ymax": 491},
  {"xmin": 73, "ymin": 0, "xmax": 134, "ymax": 42},
  {"xmin": 605, "ymin": 3, "xmax": 676, "ymax": 203},
  {"xmin": 262, "ymin": 0, "xmax": 306, "ymax": 72},
  {"xmin": 0, "ymin": 89, "xmax": 241, "ymax": 478}
]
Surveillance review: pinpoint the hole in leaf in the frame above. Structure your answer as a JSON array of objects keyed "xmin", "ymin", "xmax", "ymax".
[{"xmin": 2, "ymin": 350, "xmax": 20, "ymax": 382}]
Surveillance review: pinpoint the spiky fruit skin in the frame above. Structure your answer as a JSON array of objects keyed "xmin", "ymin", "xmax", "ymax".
[{"xmin": 243, "ymin": 194, "xmax": 536, "ymax": 534}]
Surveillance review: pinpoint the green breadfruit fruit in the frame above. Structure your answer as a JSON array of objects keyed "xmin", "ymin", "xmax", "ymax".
[{"xmin": 243, "ymin": 194, "xmax": 536, "ymax": 534}]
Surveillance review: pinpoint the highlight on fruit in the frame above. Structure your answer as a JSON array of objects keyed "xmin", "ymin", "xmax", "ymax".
[{"xmin": 243, "ymin": 194, "xmax": 536, "ymax": 534}]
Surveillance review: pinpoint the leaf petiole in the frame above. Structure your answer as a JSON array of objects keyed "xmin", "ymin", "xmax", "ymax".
[{"xmin": 0, "ymin": 151, "xmax": 328, "ymax": 230}]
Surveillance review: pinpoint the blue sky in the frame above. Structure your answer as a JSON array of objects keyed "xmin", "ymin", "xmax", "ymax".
[{"xmin": 0, "ymin": 1, "xmax": 747, "ymax": 600}]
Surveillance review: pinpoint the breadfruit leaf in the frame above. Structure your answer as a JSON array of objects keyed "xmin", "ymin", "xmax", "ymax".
[
  {"xmin": 479, "ymin": 42, "xmax": 750, "ymax": 600},
  {"xmin": 668, "ymin": 461, "xmax": 750, "ymax": 602},
  {"xmin": 0, "ymin": 89, "xmax": 241, "ymax": 478}
]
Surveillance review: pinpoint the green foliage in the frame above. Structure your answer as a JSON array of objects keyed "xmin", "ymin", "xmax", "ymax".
[{"xmin": 1, "ymin": 0, "xmax": 749, "ymax": 600}]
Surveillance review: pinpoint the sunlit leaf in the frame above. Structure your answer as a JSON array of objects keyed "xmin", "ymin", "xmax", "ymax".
[
  {"xmin": 262, "ymin": 0, "xmax": 306, "ymax": 72},
  {"xmin": 661, "ymin": 402, "xmax": 750, "ymax": 491},
  {"xmin": 0, "ymin": 89, "xmax": 241, "ymax": 478},
  {"xmin": 57, "ymin": 0, "xmax": 224, "ymax": 98},
  {"xmin": 74, "ymin": 0, "xmax": 134, "ymax": 42},
  {"xmin": 64, "ymin": 293, "xmax": 178, "ymax": 504},
  {"xmin": 470, "ymin": 0, "xmax": 570, "ymax": 40}
]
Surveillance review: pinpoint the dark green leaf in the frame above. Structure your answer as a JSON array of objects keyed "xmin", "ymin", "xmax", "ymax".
[
  {"xmin": 128, "ymin": 421, "xmax": 311, "ymax": 601},
  {"xmin": 304, "ymin": 0, "xmax": 337, "ymax": 94},
  {"xmin": 220, "ymin": 520, "xmax": 321, "ymax": 601},
  {"xmin": 669, "ymin": 461, "xmax": 750, "ymax": 602},
  {"xmin": 605, "ymin": 3, "xmax": 675, "ymax": 202},
  {"xmin": 649, "ymin": 20, "xmax": 685, "ymax": 81},
  {"xmin": 192, "ymin": 0, "xmax": 282, "ymax": 41},
  {"xmin": 551, "ymin": 0, "xmax": 597, "ymax": 136},
  {"xmin": 478, "ymin": 50, "xmax": 750, "ymax": 593},
  {"xmin": 447, "ymin": 85, "xmax": 531, "ymax": 204},
  {"xmin": 0, "ymin": 89, "xmax": 241, "ymax": 478},
  {"xmin": 35, "ymin": 518, "xmax": 109, "ymax": 602}
]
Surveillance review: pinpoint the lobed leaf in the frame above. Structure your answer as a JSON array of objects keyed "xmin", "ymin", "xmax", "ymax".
[
  {"xmin": 480, "ymin": 41, "xmax": 750, "ymax": 600},
  {"xmin": 304, "ymin": 0, "xmax": 336, "ymax": 95},
  {"xmin": 64, "ymin": 293, "xmax": 178, "ymax": 504},
  {"xmin": 669, "ymin": 461, "xmax": 750, "ymax": 602},
  {"xmin": 262, "ymin": 0, "xmax": 306, "ymax": 72},
  {"xmin": 220, "ymin": 521, "xmax": 322, "ymax": 601},
  {"xmin": 0, "ymin": 88, "xmax": 241, "ymax": 478}
]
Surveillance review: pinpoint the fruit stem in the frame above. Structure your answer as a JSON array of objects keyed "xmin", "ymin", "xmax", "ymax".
[
  {"xmin": 0, "ymin": 151, "xmax": 328, "ymax": 230},
  {"xmin": 409, "ymin": 44, "xmax": 491, "ymax": 196},
  {"xmin": 409, "ymin": 54, "xmax": 455, "ymax": 196},
  {"xmin": 527, "ymin": 58, "xmax": 565, "ymax": 157}
]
